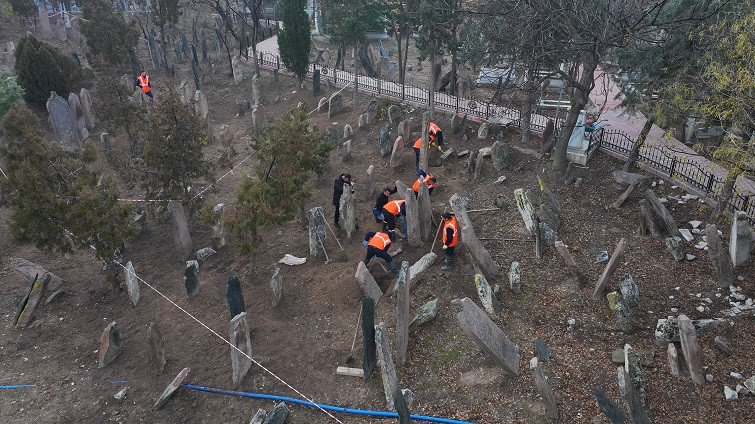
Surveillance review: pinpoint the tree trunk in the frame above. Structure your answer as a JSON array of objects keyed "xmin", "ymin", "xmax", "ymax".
[
  {"xmin": 352, "ymin": 45, "xmax": 359, "ymax": 102},
  {"xmin": 160, "ymin": 25, "xmax": 170, "ymax": 74},
  {"xmin": 401, "ymin": 30, "xmax": 410, "ymax": 85},
  {"xmin": 623, "ymin": 118, "xmax": 654, "ymax": 172},
  {"xmin": 713, "ymin": 168, "xmax": 740, "ymax": 216},
  {"xmin": 428, "ymin": 50, "xmax": 436, "ymax": 119},
  {"xmin": 450, "ymin": 27, "xmax": 458, "ymax": 96},
  {"xmin": 552, "ymin": 59, "xmax": 598, "ymax": 171},
  {"xmin": 395, "ymin": 25, "xmax": 404, "ymax": 85},
  {"xmin": 520, "ymin": 66, "xmax": 536, "ymax": 144}
]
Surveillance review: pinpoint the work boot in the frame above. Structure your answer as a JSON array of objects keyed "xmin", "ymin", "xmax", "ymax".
[
  {"xmin": 441, "ymin": 256, "xmax": 454, "ymax": 271},
  {"xmin": 388, "ymin": 262, "xmax": 400, "ymax": 276}
]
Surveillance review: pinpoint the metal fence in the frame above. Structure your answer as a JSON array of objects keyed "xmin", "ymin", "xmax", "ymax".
[{"xmin": 254, "ymin": 52, "xmax": 754, "ymax": 222}]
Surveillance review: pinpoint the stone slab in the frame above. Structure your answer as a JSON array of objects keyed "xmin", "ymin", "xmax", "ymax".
[
  {"xmin": 124, "ymin": 261, "xmax": 140, "ymax": 306},
  {"xmin": 153, "ymin": 367, "xmax": 190, "ymax": 410},
  {"xmin": 230, "ymin": 312, "xmax": 252, "ymax": 387},
  {"xmin": 99, "ymin": 321, "xmax": 122, "ymax": 368},
  {"xmin": 362, "ymin": 298, "xmax": 377, "ymax": 380},
  {"xmin": 355, "ymin": 261, "xmax": 382, "ymax": 306},
  {"xmin": 148, "ymin": 321, "xmax": 166, "ymax": 373},
  {"xmin": 678, "ymin": 314, "xmax": 705, "ymax": 385},
  {"xmin": 375, "ymin": 322, "xmax": 400, "ymax": 410}
]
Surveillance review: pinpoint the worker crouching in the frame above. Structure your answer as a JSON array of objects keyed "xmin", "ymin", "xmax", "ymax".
[{"xmin": 363, "ymin": 231, "xmax": 399, "ymax": 276}]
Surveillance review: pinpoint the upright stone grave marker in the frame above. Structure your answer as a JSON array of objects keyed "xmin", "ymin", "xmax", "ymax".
[
  {"xmin": 147, "ymin": 35, "xmax": 161, "ymax": 70},
  {"xmin": 530, "ymin": 357, "xmax": 558, "ymax": 421},
  {"xmin": 230, "ymin": 312, "xmax": 252, "ymax": 387},
  {"xmin": 514, "ymin": 188, "xmax": 537, "ymax": 235},
  {"xmin": 355, "ymin": 262, "xmax": 382, "ymax": 305},
  {"xmin": 47, "ymin": 92, "xmax": 81, "ymax": 155},
  {"xmin": 194, "ymin": 90, "xmax": 209, "ymax": 120},
  {"xmin": 404, "ymin": 188, "xmax": 421, "ymax": 246},
  {"xmin": 396, "ymin": 261, "xmax": 411, "ymax": 367},
  {"xmin": 184, "ymin": 260, "xmax": 200, "ymax": 297},
  {"xmin": 340, "ymin": 183, "xmax": 356, "ymax": 238},
  {"xmin": 168, "ymin": 201, "xmax": 193, "ymax": 261},
  {"xmin": 262, "ymin": 402, "xmax": 290, "ymax": 424},
  {"xmin": 226, "ymin": 276, "xmax": 246, "ymax": 318},
  {"xmin": 365, "ymin": 165, "xmax": 375, "ymax": 200},
  {"xmin": 328, "ymin": 92, "xmax": 344, "ymax": 118},
  {"xmin": 67, "ymin": 92, "xmax": 88, "ymax": 141},
  {"xmin": 508, "ymin": 261, "xmax": 521, "ymax": 293},
  {"xmin": 313, "ymin": 69, "xmax": 320, "ymax": 96},
  {"xmin": 39, "ymin": 9, "xmax": 52, "ymax": 37},
  {"xmin": 212, "ymin": 203, "xmax": 227, "ymax": 250},
  {"xmin": 593, "ymin": 238, "xmax": 628, "ymax": 300},
  {"xmin": 124, "ymin": 261, "xmax": 140, "ymax": 306},
  {"xmin": 251, "ymin": 74, "xmax": 261, "ymax": 106},
  {"xmin": 308, "ymin": 207, "xmax": 326, "ymax": 257},
  {"xmin": 232, "ymin": 56, "xmax": 244, "ymax": 84},
  {"xmin": 270, "ymin": 267, "xmax": 282, "ymax": 307},
  {"xmin": 417, "ymin": 183, "xmax": 432, "ymax": 242},
  {"xmin": 618, "ymin": 367, "xmax": 650, "ymax": 424},
  {"xmin": 451, "ymin": 297, "xmax": 520, "ymax": 375},
  {"xmin": 362, "ymin": 298, "xmax": 376, "ymax": 380},
  {"xmin": 475, "ymin": 274, "xmax": 501, "ymax": 320},
  {"xmin": 706, "ymin": 224, "xmax": 733, "ymax": 287},
  {"xmin": 730, "ymin": 211, "xmax": 751, "ymax": 266},
  {"xmin": 375, "ymin": 322, "xmax": 400, "ymax": 410},
  {"xmin": 678, "ymin": 314, "xmax": 705, "ymax": 385},
  {"xmin": 13, "ymin": 273, "xmax": 50, "ymax": 328},
  {"xmin": 99, "ymin": 321, "xmax": 122, "ymax": 367},
  {"xmin": 390, "ymin": 136, "xmax": 404, "ymax": 168},
  {"xmin": 366, "ymin": 100, "xmax": 378, "ymax": 123},
  {"xmin": 79, "ymin": 88, "xmax": 95, "ymax": 130},
  {"xmin": 148, "ymin": 321, "xmax": 166, "ymax": 373},
  {"xmin": 379, "ymin": 126, "xmax": 391, "ymax": 157},
  {"xmin": 645, "ymin": 189, "xmax": 680, "ymax": 236}
]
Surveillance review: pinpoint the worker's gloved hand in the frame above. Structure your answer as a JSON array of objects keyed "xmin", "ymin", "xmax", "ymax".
[
  {"xmin": 363, "ymin": 240, "xmax": 368, "ymax": 246},
  {"xmin": 442, "ymin": 245, "xmax": 447, "ymax": 250}
]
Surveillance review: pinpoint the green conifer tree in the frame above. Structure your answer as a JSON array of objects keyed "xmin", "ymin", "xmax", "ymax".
[
  {"xmin": 80, "ymin": 0, "xmax": 140, "ymax": 67},
  {"xmin": 14, "ymin": 35, "xmax": 82, "ymax": 107},
  {"xmin": 278, "ymin": 0, "xmax": 311, "ymax": 83}
]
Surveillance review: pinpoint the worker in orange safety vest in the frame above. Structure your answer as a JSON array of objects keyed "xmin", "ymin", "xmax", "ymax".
[
  {"xmin": 412, "ymin": 169, "xmax": 436, "ymax": 195},
  {"xmin": 362, "ymin": 231, "xmax": 399, "ymax": 275},
  {"xmin": 412, "ymin": 122, "xmax": 444, "ymax": 169},
  {"xmin": 135, "ymin": 71, "xmax": 154, "ymax": 100},
  {"xmin": 440, "ymin": 212, "xmax": 459, "ymax": 270}
]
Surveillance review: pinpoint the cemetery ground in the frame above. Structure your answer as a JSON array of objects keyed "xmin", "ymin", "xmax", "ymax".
[{"xmin": 1, "ymin": 55, "xmax": 754, "ymax": 424}]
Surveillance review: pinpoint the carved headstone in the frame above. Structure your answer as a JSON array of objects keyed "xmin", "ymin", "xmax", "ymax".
[
  {"xmin": 343, "ymin": 124, "xmax": 353, "ymax": 139},
  {"xmin": 387, "ymin": 105, "xmax": 399, "ymax": 124},
  {"xmin": 417, "ymin": 183, "xmax": 432, "ymax": 242},
  {"xmin": 366, "ymin": 100, "xmax": 378, "ymax": 123},
  {"xmin": 398, "ymin": 118, "xmax": 411, "ymax": 142},
  {"xmin": 491, "ymin": 140, "xmax": 510, "ymax": 172},
  {"xmin": 508, "ymin": 261, "xmax": 521, "ymax": 293},
  {"xmin": 148, "ymin": 322, "xmax": 166, "ymax": 373},
  {"xmin": 232, "ymin": 55, "xmax": 244, "ymax": 84},
  {"xmin": 212, "ymin": 203, "xmax": 227, "ymax": 250},
  {"xmin": 226, "ymin": 276, "xmax": 246, "ymax": 318},
  {"xmin": 339, "ymin": 184, "xmax": 356, "ymax": 238},
  {"xmin": 396, "ymin": 261, "xmax": 411, "ymax": 367},
  {"xmin": 184, "ymin": 260, "xmax": 200, "ymax": 297},
  {"xmin": 168, "ymin": 201, "xmax": 193, "ymax": 261},
  {"xmin": 451, "ymin": 297, "xmax": 520, "ymax": 375},
  {"xmin": 404, "ymin": 188, "xmax": 421, "ymax": 246},
  {"xmin": 308, "ymin": 207, "xmax": 326, "ymax": 257},
  {"xmin": 99, "ymin": 321, "xmax": 122, "ymax": 367},
  {"xmin": 375, "ymin": 322, "xmax": 400, "ymax": 410},
  {"xmin": 593, "ymin": 238, "xmax": 628, "ymax": 300},
  {"xmin": 194, "ymin": 90, "xmax": 209, "ymax": 120},
  {"xmin": 390, "ymin": 136, "xmax": 404, "ymax": 168},
  {"xmin": 230, "ymin": 312, "xmax": 252, "ymax": 386},
  {"xmin": 46, "ymin": 92, "xmax": 81, "ymax": 154},
  {"xmin": 730, "ymin": 211, "xmax": 751, "ymax": 266}
]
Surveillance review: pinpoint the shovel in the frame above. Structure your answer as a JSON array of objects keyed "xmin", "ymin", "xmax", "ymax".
[
  {"xmin": 345, "ymin": 303, "xmax": 363, "ymax": 364},
  {"xmin": 319, "ymin": 210, "xmax": 348, "ymax": 262},
  {"xmin": 316, "ymin": 232, "xmax": 333, "ymax": 264}
]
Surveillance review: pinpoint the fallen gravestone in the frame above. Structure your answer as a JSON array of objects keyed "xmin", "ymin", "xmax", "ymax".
[
  {"xmin": 230, "ymin": 312, "xmax": 252, "ymax": 387},
  {"xmin": 407, "ymin": 252, "xmax": 437, "ymax": 288},
  {"xmin": 148, "ymin": 321, "xmax": 167, "ymax": 373},
  {"xmin": 355, "ymin": 261, "xmax": 382, "ymax": 306},
  {"xmin": 409, "ymin": 298, "xmax": 438, "ymax": 333},
  {"xmin": 153, "ymin": 367, "xmax": 190, "ymax": 410},
  {"xmin": 184, "ymin": 260, "xmax": 200, "ymax": 297},
  {"xmin": 99, "ymin": 321, "xmax": 122, "ymax": 367},
  {"xmin": 168, "ymin": 201, "xmax": 193, "ymax": 261},
  {"xmin": 226, "ymin": 276, "xmax": 246, "ymax": 318},
  {"xmin": 10, "ymin": 259, "xmax": 64, "ymax": 304},
  {"xmin": 554, "ymin": 241, "xmax": 587, "ymax": 285},
  {"xmin": 449, "ymin": 194, "xmax": 501, "ymax": 279},
  {"xmin": 362, "ymin": 298, "xmax": 377, "ymax": 380},
  {"xmin": 13, "ymin": 273, "xmax": 51, "ymax": 328}
]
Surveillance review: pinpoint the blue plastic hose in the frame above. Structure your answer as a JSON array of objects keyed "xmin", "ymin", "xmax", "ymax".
[
  {"xmin": 0, "ymin": 384, "xmax": 36, "ymax": 389},
  {"xmin": 181, "ymin": 384, "xmax": 475, "ymax": 424}
]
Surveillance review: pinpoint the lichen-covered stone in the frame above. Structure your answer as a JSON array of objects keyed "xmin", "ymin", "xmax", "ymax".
[{"xmin": 475, "ymin": 274, "xmax": 501, "ymax": 320}]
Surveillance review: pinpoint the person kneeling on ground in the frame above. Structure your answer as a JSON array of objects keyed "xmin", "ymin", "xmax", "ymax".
[
  {"xmin": 412, "ymin": 169, "xmax": 436, "ymax": 196},
  {"xmin": 382, "ymin": 199, "xmax": 407, "ymax": 236},
  {"xmin": 363, "ymin": 231, "xmax": 399, "ymax": 276}
]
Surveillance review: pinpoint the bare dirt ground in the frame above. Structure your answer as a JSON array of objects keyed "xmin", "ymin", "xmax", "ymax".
[{"xmin": 1, "ymin": 21, "xmax": 754, "ymax": 424}]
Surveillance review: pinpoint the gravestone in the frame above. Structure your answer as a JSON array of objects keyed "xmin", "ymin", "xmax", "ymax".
[
  {"xmin": 619, "ymin": 275, "xmax": 639, "ymax": 307},
  {"xmin": 618, "ymin": 367, "xmax": 650, "ymax": 424},
  {"xmin": 375, "ymin": 322, "xmax": 400, "ymax": 410},
  {"xmin": 262, "ymin": 402, "xmax": 290, "ymax": 424},
  {"xmin": 407, "ymin": 253, "xmax": 437, "ymax": 288},
  {"xmin": 13, "ymin": 273, "xmax": 50, "ymax": 328},
  {"xmin": 466, "ymin": 150, "xmax": 478, "ymax": 174},
  {"xmin": 475, "ymin": 274, "xmax": 501, "ymax": 320},
  {"xmin": 194, "ymin": 90, "xmax": 209, "ymax": 120},
  {"xmin": 148, "ymin": 322, "xmax": 166, "ymax": 373},
  {"xmin": 67, "ymin": 92, "xmax": 89, "ymax": 141},
  {"xmin": 47, "ymin": 92, "xmax": 81, "ymax": 154},
  {"xmin": 325, "ymin": 126, "xmax": 340, "ymax": 147},
  {"xmin": 366, "ymin": 100, "xmax": 378, "ymax": 123},
  {"xmin": 173, "ymin": 42, "xmax": 182, "ymax": 63},
  {"xmin": 530, "ymin": 357, "xmax": 559, "ymax": 420},
  {"xmin": 355, "ymin": 262, "xmax": 382, "ymax": 306},
  {"xmin": 390, "ymin": 136, "xmax": 404, "ymax": 168},
  {"xmin": 645, "ymin": 189, "xmax": 680, "ymax": 236},
  {"xmin": 232, "ymin": 56, "xmax": 244, "ymax": 84},
  {"xmin": 38, "ymin": 9, "xmax": 52, "ymax": 37},
  {"xmin": 343, "ymin": 124, "xmax": 353, "ymax": 139},
  {"xmin": 358, "ymin": 113, "xmax": 368, "ymax": 128},
  {"xmin": 387, "ymin": 105, "xmax": 399, "ymax": 124},
  {"xmin": 230, "ymin": 312, "xmax": 252, "ymax": 387},
  {"xmin": 514, "ymin": 189, "xmax": 537, "ymax": 235},
  {"xmin": 398, "ymin": 118, "xmax": 411, "ymax": 142},
  {"xmin": 273, "ymin": 69, "xmax": 281, "ymax": 92},
  {"xmin": 365, "ymin": 165, "xmax": 375, "ymax": 200},
  {"xmin": 654, "ymin": 316, "xmax": 723, "ymax": 345},
  {"xmin": 396, "ymin": 261, "xmax": 411, "ymax": 367},
  {"xmin": 168, "ymin": 201, "xmax": 193, "ymax": 261},
  {"xmin": 196, "ymin": 247, "xmax": 216, "ymax": 261},
  {"xmin": 178, "ymin": 81, "xmax": 192, "ymax": 104},
  {"xmin": 394, "ymin": 388, "xmax": 411, "ymax": 424},
  {"xmin": 451, "ymin": 297, "xmax": 520, "ymax": 375},
  {"xmin": 419, "ymin": 112, "xmax": 430, "ymax": 170},
  {"xmin": 509, "ymin": 262, "xmax": 521, "ymax": 293},
  {"xmin": 212, "ymin": 203, "xmax": 227, "ymax": 250},
  {"xmin": 705, "ymin": 224, "xmax": 733, "ymax": 287},
  {"xmin": 226, "ymin": 276, "xmax": 246, "ymax": 318},
  {"xmin": 474, "ymin": 154, "xmax": 484, "ymax": 180},
  {"xmin": 181, "ymin": 33, "xmax": 189, "ymax": 56},
  {"xmin": 404, "ymin": 188, "xmax": 421, "ymax": 247},
  {"xmin": 308, "ymin": 207, "xmax": 326, "ymax": 257},
  {"xmin": 478, "ymin": 122, "xmax": 490, "ymax": 139},
  {"xmin": 252, "ymin": 104, "xmax": 267, "ymax": 134},
  {"xmin": 147, "ymin": 35, "xmax": 161, "ymax": 70},
  {"xmin": 665, "ymin": 237, "xmax": 684, "ymax": 261},
  {"xmin": 379, "ymin": 126, "xmax": 391, "ymax": 157},
  {"xmin": 313, "ymin": 69, "xmax": 320, "ymax": 96},
  {"xmin": 99, "ymin": 321, "xmax": 122, "ymax": 367},
  {"xmin": 249, "ymin": 409, "xmax": 266, "ymax": 424},
  {"xmin": 593, "ymin": 238, "xmax": 628, "ymax": 300},
  {"xmin": 678, "ymin": 314, "xmax": 705, "ymax": 385},
  {"xmin": 554, "ymin": 241, "xmax": 587, "ymax": 285},
  {"xmin": 251, "ymin": 74, "xmax": 261, "ymax": 106},
  {"xmin": 730, "ymin": 211, "xmax": 751, "ymax": 266},
  {"xmin": 340, "ymin": 184, "xmax": 356, "ymax": 238},
  {"xmin": 124, "ymin": 261, "xmax": 140, "ymax": 306},
  {"xmin": 328, "ymin": 92, "xmax": 344, "ymax": 118},
  {"xmin": 491, "ymin": 140, "xmax": 510, "ymax": 172},
  {"xmin": 342, "ymin": 139, "xmax": 352, "ymax": 161},
  {"xmin": 153, "ymin": 368, "xmax": 190, "ymax": 410},
  {"xmin": 451, "ymin": 114, "xmax": 461, "ymax": 134},
  {"xmin": 10, "ymin": 258, "xmax": 64, "ymax": 303},
  {"xmin": 607, "ymin": 291, "xmax": 634, "ymax": 332},
  {"xmin": 79, "ymin": 88, "xmax": 95, "ymax": 130},
  {"xmin": 667, "ymin": 343, "xmax": 680, "ymax": 377},
  {"xmin": 317, "ymin": 97, "xmax": 329, "ymax": 113},
  {"xmin": 449, "ymin": 194, "xmax": 501, "ymax": 279},
  {"xmin": 184, "ymin": 260, "xmax": 200, "ymax": 297},
  {"xmin": 613, "ymin": 170, "xmax": 646, "ymax": 186},
  {"xmin": 409, "ymin": 298, "xmax": 438, "ymax": 332},
  {"xmin": 362, "ymin": 298, "xmax": 376, "ymax": 380},
  {"xmin": 270, "ymin": 267, "xmax": 282, "ymax": 307},
  {"xmin": 417, "ymin": 183, "xmax": 432, "ymax": 242},
  {"xmin": 202, "ymin": 38, "xmax": 208, "ymax": 61}
]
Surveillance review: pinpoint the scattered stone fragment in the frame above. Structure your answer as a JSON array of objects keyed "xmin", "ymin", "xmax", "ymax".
[
  {"xmin": 730, "ymin": 372, "xmax": 743, "ymax": 379},
  {"xmin": 99, "ymin": 321, "xmax": 122, "ymax": 368},
  {"xmin": 409, "ymin": 298, "xmax": 438, "ymax": 333},
  {"xmin": 508, "ymin": 261, "xmax": 521, "ymax": 293},
  {"xmin": 114, "ymin": 388, "xmax": 127, "ymax": 400},
  {"xmin": 689, "ymin": 220, "xmax": 703, "ymax": 229},
  {"xmin": 686, "ymin": 254, "xmax": 696, "ymax": 261},
  {"xmin": 612, "ymin": 170, "xmax": 646, "ymax": 186},
  {"xmin": 744, "ymin": 376, "xmax": 755, "ymax": 393},
  {"xmin": 534, "ymin": 339, "xmax": 550, "ymax": 362},
  {"xmin": 262, "ymin": 402, "xmax": 290, "ymax": 424},
  {"xmin": 714, "ymin": 336, "xmax": 734, "ymax": 356},
  {"xmin": 724, "ymin": 385, "xmax": 738, "ymax": 401},
  {"xmin": 475, "ymin": 274, "xmax": 501, "ymax": 321},
  {"xmin": 595, "ymin": 251, "xmax": 609, "ymax": 264},
  {"xmin": 667, "ymin": 343, "xmax": 680, "ymax": 377},
  {"xmin": 249, "ymin": 409, "xmax": 266, "ymax": 424},
  {"xmin": 196, "ymin": 247, "xmax": 216, "ymax": 261},
  {"xmin": 152, "ymin": 367, "xmax": 190, "ymax": 410},
  {"xmin": 679, "ymin": 228, "xmax": 694, "ymax": 242}
]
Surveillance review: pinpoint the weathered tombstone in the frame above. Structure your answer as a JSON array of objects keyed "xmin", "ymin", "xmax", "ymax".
[
  {"xmin": 362, "ymin": 297, "xmax": 376, "ymax": 379},
  {"xmin": 491, "ymin": 140, "xmax": 510, "ymax": 172},
  {"xmin": 147, "ymin": 35, "xmax": 161, "ymax": 70},
  {"xmin": 394, "ymin": 388, "xmax": 411, "ymax": 424},
  {"xmin": 230, "ymin": 312, "xmax": 252, "ymax": 387},
  {"xmin": 417, "ymin": 183, "xmax": 432, "ymax": 242},
  {"xmin": 665, "ymin": 237, "xmax": 684, "ymax": 261},
  {"xmin": 409, "ymin": 298, "xmax": 438, "ymax": 332},
  {"xmin": 251, "ymin": 104, "xmax": 267, "ymax": 135},
  {"xmin": 341, "ymin": 139, "xmax": 352, "ymax": 161},
  {"xmin": 192, "ymin": 89, "xmax": 209, "ymax": 121},
  {"xmin": 181, "ymin": 32, "xmax": 189, "ymax": 56},
  {"xmin": 508, "ymin": 261, "xmax": 521, "ymax": 293},
  {"xmin": 645, "ymin": 189, "xmax": 680, "ymax": 236},
  {"xmin": 667, "ymin": 343, "xmax": 680, "ymax": 377},
  {"xmin": 152, "ymin": 368, "xmax": 190, "ymax": 410},
  {"xmin": 379, "ymin": 126, "xmax": 391, "ymax": 157},
  {"xmin": 618, "ymin": 367, "xmax": 650, "ymax": 424},
  {"xmin": 375, "ymin": 322, "xmax": 400, "ymax": 410},
  {"xmin": 168, "ymin": 201, "xmax": 193, "ymax": 261},
  {"xmin": 38, "ymin": 9, "xmax": 52, "ymax": 37},
  {"xmin": 594, "ymin": 389, "xmax": 626, "ymax": 424},
  {"xmin": 270, "ymin": 267, "xmax": 282, "ymax": 307},
  {"xmin": 358, "ymin": 113, "xmax": 368, "ymax": 128},
  {"xmin": 226, "ymin": 276, "xmax": 246, "ymax": 318},
  {"xmin": 530, "ymin": 357, "xmax": 558, "ymax": 421},
  {"xmin": 619, "ymin": 275, "xmax": 639, "ymax": 307},
  {"xmin": 593, "ymin": 238, "xmax": 628, "ymax": 300},
  {"xmin": 654, "ymin": 316, "xmax": 723, "ymax": 345},
  {"xmin": 449, "ymin": 194, "xmax": 501, "ymax": 278},
  {"xmin": 202, "ymin": 38, "xmax": 208, "ymax": 62},
  {"xmin": 475, "ymin": 274, "xmax": 501, "ymax": 320},
  {"xmin": 396, "ymin": 261, "xmax": 411, "ymax": 367},
  {"xmin": 390, "ymin": 136, "xmax": 404, "ymax": 168},
  {"xmin": 308, "ymin": 207, "xmax": 326, "ymax": 257},
  {"xmin": 13, "ymin": 273, "xmax": 50, "ymax": 328},
  {"xmin": 542, "ymin": 119, "xmax": 555, "ymax": 146},
  {"xmin": 328, "ymin": 92, "xmax": 344, "ymax": 118},
  {"xmin": 398, "ymin": 118, "xmax": 411, "ymax": 142},
  {"xmin": 706, "ymin": 224, "xmax": 733, "ymax": 287},
  {"xmin": 404, "ymin": 188, "xmax": 421, "ymax": 246},
  {"xmin": 355, "ymin": 261, "xmax": 382, "ymax": 305},
  {"xmin": 450, "ymin": 114, "xmax": 461, "ymax": 134},
  {"xmin": 10, "ymin": 258, "xmax": 64, "ymax": 303},
  {"xmin": 387, "ymin": 105, "xmax": 399, "ymax": 124},
  {"xmin": 714, "ymin": 335, "xmax": 734, "ymax": 356},
  {"xmin": 79, "ymin": 88, "xmax": 95, "ymax": 130},
  {"xmin": 343, "ymin": 124, "xmax": 353, "ymax": 139},
  {"xmin": 67, "ymin": 92, "xmax": 88, "ymax": 141},
  {"xmin": 406, "ymin": 252, "xmax": 437, "ymax": 289},
  {"xmin": 451, "ymin": 297, "xmax": 520, "ymax": 375},
  {"xmin": 554, "ymin": 241, "xmax": 587, "ymax": 285},
  {"xmin": 212, "ymin": 203, "xmax": 227, "ymax": 250},
  {"xmin": 365, "ymin": 165, "xmax": 375, "ymax": 200},
  {"xmin": 340, "ymin": 184, "xmax": 356, "ymax": 238},
  {"xmin": 478, "ymin": 122, "xmax": 490, "ymax": 139},
  {"xmin": 47, "ymin": 92, "xmax": 81, "ymax": 155},
  {"xmin": 313, "ymin": 69, "xmax": 321, "ymax": 96},
  {"xmin": 514, "ymin": 188, "xmax": 537, "ymax": 235},
  {"xmin": 124, "ymin": 261, "xmax": 140, "ymax": 306},
  {"xmin": 730, "ymin": 211, "xmax": 751, "ymax": 266},
  {"xmin": 148, "ymin": 322, "xmax": 166, "ymax": 373},
  {"xmin": 459, "ymin": 114, "xmax": 469, "ymax": 136},
  {"xmin": 419, "ymin": 112, "xmax": 430, "ymax": 170},
  {"xmin": 639, "ymin": 199, "xmax": 662, "ymax": 237},
  {"xmin": 607, "ymin": 291, "xmax": 634, "ymax": 332},
  {"xmin": 366, "ymin": 100, "xmax": 378, "ymax": 123},
  {"xmin": 262, "ymin": 402, "xmax": 290, "ymax": 424},
  {"xmin": 99, "ymin": 321, "xmax": 122, "ymax": 367},
  {"xmin": 678, "ymin": 314, "xmax": 705, "ymax": 385},
  {"xmin": 232, "ymin": 56, "xmax": 244, "ymax": 84},
  {"xmin": 251, "ymin": 74, "xmax": 261, "ymax": 106},
  {"xmin": 184, "ymin": 260, "xmax": 200, "ymax": 297}
]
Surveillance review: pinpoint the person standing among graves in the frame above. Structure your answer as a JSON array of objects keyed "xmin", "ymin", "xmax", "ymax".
[
  {"xmin": 373, "ymin": 185, "xmax": 398, "ymax": 223},
  {"xmin": 382, "ymin": 199, "xmax": 406, "ymax": 235},
  {"xmin": 440, "ymin": 212, "xmax": 459, "ymax": 270},
  {"xmin": 332, "ymin": 173, "xmax": 353, "ymax": 228},
  {"xmin": 412, "ymin": 169, "xmax": 436, "ymax": 195},
  {"xmin": 135, "ymin": 71, "xmax": 154, "ymax": 101},
  {"xmin": 429, "ymin": 121, "xmax": 443, "ymax": 147},
  {"xmin": 362, "ymin": 231, "xmax": 399, "ymax": 276}
]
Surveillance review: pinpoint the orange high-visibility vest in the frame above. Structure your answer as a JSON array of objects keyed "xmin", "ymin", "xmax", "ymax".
[
  {"xmin": 368, "ymin": 232, "xmax": 392, "ymax": 250},
  {"xmin": 412, "ymin": 175, "xmax": 435, "ymax": 192},
  {"xmin": 429, "ymin": 122, "xmax": 441, "ymax": 135},
  {"xmin": 413, "ymin": 137, "xmax": 422, "ymax": 149},
  {"xmin": 443, "ymin": 217, "xmax": 459, "ymax": 247},
  {"xmin": 137, "ymin": 75, "xmax": 150, "ymax": 93},
  {"xmin": 383, "ymin": 199, "xmax": 405, "ymax": 216}
]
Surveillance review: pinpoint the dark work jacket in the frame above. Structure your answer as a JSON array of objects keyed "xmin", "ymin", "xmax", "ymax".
[
  {"xmin": 333, "ymin": 177, "xmax": 344, "ymax": 205},
  {"xmin": 374, "ymin": 186, "xmax": 398, "ymax": 210}
]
